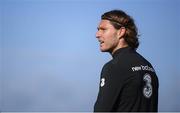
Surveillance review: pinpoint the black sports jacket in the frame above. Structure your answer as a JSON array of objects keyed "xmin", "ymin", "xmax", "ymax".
[{"xmin": 94, "ymin": 47, "xmax": 159, "ymax": 112}]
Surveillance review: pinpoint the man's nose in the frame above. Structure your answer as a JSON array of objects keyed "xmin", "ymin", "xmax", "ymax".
[{"xmin": 96, "ymin": 31, "xmax": 100, "ymax": 39}]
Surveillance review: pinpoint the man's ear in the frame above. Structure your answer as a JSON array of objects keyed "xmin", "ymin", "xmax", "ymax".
[{"xmin": 118, "ymin": 27, "xmax": 126, "ymax": 39}]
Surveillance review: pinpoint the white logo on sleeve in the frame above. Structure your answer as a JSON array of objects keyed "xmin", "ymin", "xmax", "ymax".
[
  {"xmin": 100, "ymin": 78, "xmax": 105, "ymax": 87},
  {"xmin": 143, "ymin": 73, "xmax": 152, "ymax": 98}
]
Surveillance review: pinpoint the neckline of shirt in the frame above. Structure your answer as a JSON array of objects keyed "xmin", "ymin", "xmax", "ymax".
[{"xmin": 112, "ymin": 46, "xmax": 133, "ymax": 59}]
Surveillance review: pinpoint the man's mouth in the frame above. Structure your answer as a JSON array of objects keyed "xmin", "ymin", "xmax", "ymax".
[{"xmin": 99, "ymin": 40, "xmax": 104, "ymax": 45}]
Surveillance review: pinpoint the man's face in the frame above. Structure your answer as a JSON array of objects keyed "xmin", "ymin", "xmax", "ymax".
[{"xmin": 96, "ymin": 20, "xmax": 119, "ymax": 54}]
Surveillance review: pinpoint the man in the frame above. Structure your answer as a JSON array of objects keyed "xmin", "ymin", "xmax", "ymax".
[{"xmin": 94, "ymin": 10, "xmax": 159, "ymax": 112}]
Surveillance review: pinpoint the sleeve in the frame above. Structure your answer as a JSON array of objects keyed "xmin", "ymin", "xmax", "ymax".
[{"xmin": 94, "ymin": 63, "xmax": 124, "ymax": 112}]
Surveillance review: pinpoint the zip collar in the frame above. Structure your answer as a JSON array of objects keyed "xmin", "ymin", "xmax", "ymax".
[{"xmin": 112, "ymin": 47, "xmax": 134, "ymax": 59}]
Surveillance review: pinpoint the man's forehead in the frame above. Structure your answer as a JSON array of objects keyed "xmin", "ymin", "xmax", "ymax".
[{"xmin": 98, "ymin": 19, "xmax": 112, "ymax": 27}]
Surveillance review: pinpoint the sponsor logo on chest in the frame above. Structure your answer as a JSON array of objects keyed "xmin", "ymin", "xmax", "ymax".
[{"xmin": 131, "ymin": 65, "xmax": 155, "ymax": 72}]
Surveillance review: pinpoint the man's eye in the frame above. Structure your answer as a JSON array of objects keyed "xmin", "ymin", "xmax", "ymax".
[
  {"xmin": 98, "ymin": 27, "xmax": 106, "ymax": 31},
  {"xmin": 98, "ymin": 29, "xmax": 105, "ymax": 32},
  {"xmin": 102, "ymin": 29, "xmax": 107, "ymax": 32}
]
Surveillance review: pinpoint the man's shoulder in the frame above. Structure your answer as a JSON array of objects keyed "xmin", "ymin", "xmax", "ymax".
[
  {"xmin": 116, "ymin": 50, "xmax": 152, "ymax": 66},
  {"xmin": 102, "ymin": 59, "xmax": 126, "ymax": 77},
  {"xmin": 102, "ymin": 60, "xmax": 116, "ymax": 72}
]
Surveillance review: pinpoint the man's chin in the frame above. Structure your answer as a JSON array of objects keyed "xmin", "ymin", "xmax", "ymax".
[
  {"xmin": 100, "ymin": 48, "xmax": 113, "ymax": 53},
  {"xmin": 100, "ymin": 49, "xmax": 109, "ymax": 52}
]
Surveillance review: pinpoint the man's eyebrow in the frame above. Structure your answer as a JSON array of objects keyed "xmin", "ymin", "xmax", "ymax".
[{"xmin": 97, "ymin": 26, "xmax": 106, "ymax": 30}]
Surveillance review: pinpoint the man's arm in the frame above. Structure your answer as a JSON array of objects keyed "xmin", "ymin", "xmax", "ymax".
[{"xmin": 94, "ymin": 64, "xmax": 124, "ymax": 112}]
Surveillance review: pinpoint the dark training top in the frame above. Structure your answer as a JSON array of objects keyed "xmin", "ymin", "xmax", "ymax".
[{"xmin": 94, "ymin": 47, "xmax": 159, "ymax": 112}]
